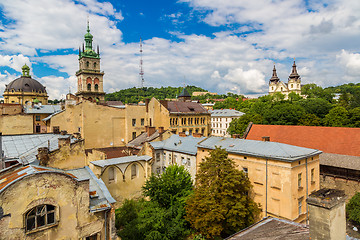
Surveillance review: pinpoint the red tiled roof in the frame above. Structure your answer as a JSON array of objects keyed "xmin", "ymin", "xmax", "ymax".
[{"xmin": 246, "ymin": 124, "xmax": 360, "ymax": 156}]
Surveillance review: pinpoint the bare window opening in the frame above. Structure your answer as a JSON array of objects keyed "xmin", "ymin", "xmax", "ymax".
[
  {"xmin": 93, "ymin": 62, "xmax": 97, "ymax": 69},
  {"xmin": 131, "ymin": 164, "xmax": 137, "ymax": 179},
  {"xmin": 25, "ymin": 205, "xmax": 56, "ymax": 232},
  {"xmin": 86, "ymin": 61, "xmax": 89, "ymax": 68},
  {"xmin": 132, "ymin": 119, "xmax": 136, "ymax": 126},
  {"xmin": 108, "ymin": 167, "xmax": 115, "ymax": 182},
  {"xmin": 94, "ymin": 84, "xmax": 98, "ymax": 91},
  {"xmin": 141, "ymin": 118, "xmax": 144, "ymax": 126},
  {"xmin": 87, "ymin": 83, "xmax": 91, "ymax": 91}
]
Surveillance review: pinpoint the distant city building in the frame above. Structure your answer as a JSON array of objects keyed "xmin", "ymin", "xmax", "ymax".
[
  {"xmin": 75, "ymin": 22, "xmax": 105, "ymax": 102},
  {"xmin": 210, "ymin": 109, "xmax": 244, "ymax": 137},
  {"xmin": 269, "ymin": 61, "xmax": 302, "ymax": 99},
  {"xmin": 192, "ymin": 91, "xmax": 217, "ymax": 96},
  {"xmin": 201, "ymin": 102, "xmax": 215, "ymax": 110},
  {"xmin": 3, "ymin": 64, "xmax": 48, "ymax": 105}
]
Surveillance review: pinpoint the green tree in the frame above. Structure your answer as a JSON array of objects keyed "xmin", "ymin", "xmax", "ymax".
[
  {"xmin": 227, "ymin": 113, "xmax": 263, "ymax": 136},
  {"xmin": 323, "ymin": 106, "xmax": 350, "ymax": 127},
  {"xmin": 297, "ymin": 98, "xmax": 333, "ymax": 118},
  {"xmin": 349, "ymin": 107, "xmax": 360, "ymax": 127},
  {"xmin": 263, "ymin": 103, "xmax": 306, "ymax": 125},
  {"xmin": 186, "ymin": 147, "xmax": 260, "ymax": 239},
  {"xmin": 346, "ymin": 192, "xmax": 360, "ymax": 225},
  {"xmin": 298, "ymin": 113, "xmax": 321, "ymax": 126},
  {"xmin": 116, "ymin": 165, "xmax": 193, "ymax": 240}
]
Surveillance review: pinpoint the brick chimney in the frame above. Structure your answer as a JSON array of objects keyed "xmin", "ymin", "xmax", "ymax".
[
  {"xmin": 306, "ymin": 189, "xmax": 346, "ymax": 240},
  {"xmin": 193, "ymin": 132, "xmax": 203, "ymax": 138},
  {"xmin": 146, "ymin": 126, "xmax": 156, "ymax": 137},
  {"xmin": 158, "ymin": 127, "xmax": 165, "ymax": 134},
  {"xmin": 179, "ymin": 132, "xmax": 186, "ymax": 137},
  {"xmin": 37, "ymin": 147, "xmax": 49, "ymax": 166},
  {"xmin": 262, "ymin": 136, "xmax": 270, "ymax": 142},
  {"xmin": 60, "ymin": 130, "xmax": 68, "ymax": 135}
]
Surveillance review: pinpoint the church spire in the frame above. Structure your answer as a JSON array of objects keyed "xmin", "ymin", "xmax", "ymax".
[
  {"xmin": 269, "ymin": 64, "xmax": 279, "ymax": 83},
  {"xmin": 289, "ymin": 60, "xmax": 299, "ymax": 79},
  {"xmin": 79, "ymin": 19, "xmax": 99, "ymax": 59}
]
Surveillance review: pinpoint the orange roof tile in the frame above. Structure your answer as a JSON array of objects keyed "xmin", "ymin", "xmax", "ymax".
[{"xmin": 246, "ymin": 125, "xmax": 360, "ymax": 156}]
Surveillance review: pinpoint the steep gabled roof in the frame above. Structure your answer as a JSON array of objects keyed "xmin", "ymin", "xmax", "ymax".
[
  {"xmin": 167, "ymin": 101, "xmax": 208, "ymax": 113},
  {"xmin": 246, "ymin": 124, "xmax": 360, "ymax": 157}
]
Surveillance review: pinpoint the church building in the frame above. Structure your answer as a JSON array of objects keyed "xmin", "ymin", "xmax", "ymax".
[
  {"xmin": 268, "ymin": 61, "xmax": 302, "ymax": 99},
  {"xmin": 75, "ymin": 22, "xmax": 105, "ymax": 102},
  {"xmin": 3, "ymin": 64, "xmax": 48, "ymax": 105}
]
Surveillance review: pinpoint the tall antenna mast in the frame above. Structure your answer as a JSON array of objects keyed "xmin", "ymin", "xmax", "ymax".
[{"xmin": 139, "ymin": 37, "xmax": 145, "ymax": 88}]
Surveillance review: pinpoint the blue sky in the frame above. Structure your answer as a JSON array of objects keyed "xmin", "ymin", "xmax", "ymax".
[{"xmin": 0, "ymin": 0, "xmax": 360, "ymax": 99}]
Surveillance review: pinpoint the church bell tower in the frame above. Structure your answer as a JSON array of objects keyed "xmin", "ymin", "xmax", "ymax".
[{"xmin": 75, "ymin": 20, "xmax": 105, "ymax": 102}]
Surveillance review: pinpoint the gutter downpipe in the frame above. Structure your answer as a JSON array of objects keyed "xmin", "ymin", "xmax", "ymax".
[
  {"xmin": 265, "ymin": 158, "xmax": 268, "ymax": 217},
  {"xmin": 105, "ymin": 209, "xmax": 108, "ymax": 240},
  {"xmin": 306, "ymin": 158, "xmax": 309, "ymax": 224}
]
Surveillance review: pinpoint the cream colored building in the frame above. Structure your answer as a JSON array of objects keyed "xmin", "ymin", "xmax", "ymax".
[
  {"xmin": 0, "ymin": 114, "xmax": 33, "ymax": 135},
  {"xmin": 90, "ymin": 155, "xmax": 152, "ymax": 206},
  {"xmin": 45, "ymin": 100, "xmax": 146, "ymax": 149},
  {"xmin": 146, "ymin": 97, "xmax": 211, "ymax": 136},
  {"xmin": 269, "ymin": 61, "xmax": 302, "ymax": 99},
  {"xmin": 3, "ymin": 64, "xmax": 48, "ymax": 105},
  {"xmin": 0, "ymin": 164, "xmax": 116, "ymax": 240},
  {"xmin": 196, "ymin": 136, "xmax": 321, "ymax": 223},
  {"xmin": 210, "ymin": 109, "xmax": 244, "ymax": 137}
]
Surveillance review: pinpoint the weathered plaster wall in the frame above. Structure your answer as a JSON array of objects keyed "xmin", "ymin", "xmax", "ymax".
[
  {"xmin": 0, "ymin": 172, "xmax": 107, "ymax": 240},
  {"xmin": 320, "ymin": 175, "xmax": 360, "ymax": 202},
  {"xmin": 0, "ymin": 114, "xmax": 33, "ymax": 135}
]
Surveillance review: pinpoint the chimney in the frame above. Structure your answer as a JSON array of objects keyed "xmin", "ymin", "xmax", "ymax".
[
  {"xmin": 146, "ymin": 126, "xmax": 156, "ymax": 137},
  {"xmin": 232, "ymin": 134, "xmax": 241, "ymax": 139},
  {"xmin": 306, "ymin": 189, "xmax": 346, "ymax": 240},
  {"xmin": 179, "ymin": 132, "xmax": 186, "ymax": 137},
  {"xmin": 262, "ymin": 136, "xmax": 270, "ymax": 142},
  {"xmin": 37, "ymin": 147, "xmax": 49, "ymax": 166},
  {"xmin": 193, "ymin": 132, "xmax": 203, "ymax": 138},
  {"xmin": 145, "ymin": 98, "xmax": 150, "ymax": 112},
  {"xmin": 159, "ymin": 100, "xmax": 168, "ymax": 109},
  {"xmin": 73, "ymin": 132, "xmax": 81, "ymax": 139},
  {"xmin": 58, "ymin": 136, "xmax": 71, "ymax": 148},
  {"xmin": 60, "ymin": 130, "xmax": 68, "ymax": 135},
  {"xmin": 158, "ymin": 127, "xmax": 164, "ymax": 134}
]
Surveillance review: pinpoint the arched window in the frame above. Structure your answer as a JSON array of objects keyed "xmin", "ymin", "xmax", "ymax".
[
  {"xmin": 86, "ymin": 61, "xmax": 89, "ymax": 68},
  {"xmin": 87, "ymin": 83, "xmax": 91, "ymax": 91},
  {"xmin": 95, "ymin": 84, "xmax": 98, "ymax": 91},
  {"xmin": 93, "ymin": 62, "xmax": 97, "ymax": 69},
  {"xmin": 291, "ymin": 84, "xmax": 293, "ymax": 88},
  {"xmin": 25, "ymin": 205, "xmax": 56, "ymax": 232},
  {"xmin": 131, "ymin": 164, "xmax": 137, "ymax": 179},
  {"xmin": 108, "ymin": 167, "xmax": 115, "ymax": 182}
]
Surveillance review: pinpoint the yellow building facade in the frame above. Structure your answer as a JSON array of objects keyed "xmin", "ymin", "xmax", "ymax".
[
  {"xmin": 47, "ymin": 101, "xmax": 146, "ymax": 149},
  {"xmin": 196, "ymin": 136, "xmax": 321, "ymax": 223},
  {"xmin": 146, "ymin": 98, "xmax": 211, "ymax": 136},
  {"xmin": 0, "ymin": 165, "xmax": 115, "ymax": 240},
  {"xmin": 3, "ymin": 64, "xmax": 48, "ymax": 105}
]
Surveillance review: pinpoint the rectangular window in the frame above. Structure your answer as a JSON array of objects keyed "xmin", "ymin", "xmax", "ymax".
[
  {"xmin": 132, "ymin": 132, "xmax": 137, "ymax": 140},
  {"xmin": 132, "ymin": 118, "xmax": 136, "ymax": 126},
  {"xmin": 298, "ymin": 173, "xmax": 302, "ymax": 188},
  {"xmin": 168, "ymin": 154, "xmax": 172, "ymax": 165},
  {"xmin": 131, "ymin": 164, "xmax": 137, "ymax": 179},
  {"xmin": 311, "ymin": 168, "xmax": 315, "ymax": 183},
  {"xmin": 298, "ymin": 199, "xmax": 302, "ymax": 215},
  {"xmin": 156, "ymin": 153, "xmax": 160, "ymax": 162},
  {"xmin": 85, "ymin": 234, "xmax": 98, "ymax": 240},
  {"xmin": 187, "ymin": 158, "xmax": 191, "ymax": 166},
  {"xmin": 35, "ymin": 115, "xmax": 40, "ymax": 121},
  {"xmin": 108, "ymin": 167, "xmax": 115, "ymax": 182},
  {"xmin": 141, "ymin": 118, "xmax": 144, "ymax": 126},
  {"xmin": 156, "ymin": 167, "xmax": 161, "ymax": 174},
  {"xmin": 53, "ymin": 126, "xmax": 60, "ymax": 134}
]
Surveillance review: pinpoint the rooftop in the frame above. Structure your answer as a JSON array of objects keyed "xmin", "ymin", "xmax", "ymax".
[
  {"xmin": 246, "ymin": 124, "xmax": 360, "ymax": 157},
  {"xmin": 2, "ymin": 133, "xmax": 76, "ymax": 164},
  {"xmin": 210, "ymin": 109, "xmax": 245, "ymax": 117},
  {"xmin": 197, "ymin": 136, "xmax": 322, "ymax": 162},
  {"xmin": 150, "ymin": 134, "xmax": 206, "ymax": 155},
  {"xmin": 0, "ymin": 165, "xmax": 115, "ymax": 212},
  {"xmin": 225, "ymin": 217, "xmax": 309, "ymax": 240},
  {"xmin": 166, "ymin": 101, "xmax": 208, "ymax": 114},
  {"xmin": 127, "ymin": 130, "xmax": 161, "ymax": 149},
  {"xmin": 91, "ymin": 155, "xmax": 152, "ymax": 168},
  {"xmin": 24, "ymin": 104, "xmax": 62, "ymax": 114}
]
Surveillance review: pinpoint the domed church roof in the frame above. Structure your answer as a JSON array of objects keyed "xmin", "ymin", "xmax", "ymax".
[{"xmin": 5, "ymin": 64, "xmax": 46, "ymax": 93}]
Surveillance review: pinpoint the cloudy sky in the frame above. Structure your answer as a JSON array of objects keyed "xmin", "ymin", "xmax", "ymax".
[{"xmin": 0, "ymin": 0, "xmax": 359, "ymax": 99}]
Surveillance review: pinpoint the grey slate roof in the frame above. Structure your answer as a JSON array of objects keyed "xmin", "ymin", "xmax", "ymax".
[
  {"xmin": 67, "ymin": 166, "xmax": 116, "ymax": 212},
  {"xmin": 210, "ymin": 109, "xmax": 244, "ymax": 117},
  {"xmin": 167, "ymin": 101, "xmax": 208, "ymax": 114},
  {"xmin": 2, "ymin": 133, "xmax": 76, "ymax": 164},
  {"xmin": 127, "ymin": 130, "xmax": 161, "ymax": 149},
  {"xmin": 320, "ymin": 153, "xmax": 360, "ymax": 170},
  {"xmin": 42, "ymin": 109, "xmax": 64, "ymax": 121},
  {"xmin": 225, "ymin": 217, "xmax": 309, "ymax": 240},
  {"xmin": 150, "ymin": 134, "xmax": 206, "ymax": 155},
  {"xmin": 91, "ymin": 155, "xmax": 152, "ymax": 168},
  {"xmin": 197, "ymin": 136, "xmax": 322, "ymax": 162},
  {"xmin": 24, "ymin": 104, "xmax": 61, "ymax": 114}
]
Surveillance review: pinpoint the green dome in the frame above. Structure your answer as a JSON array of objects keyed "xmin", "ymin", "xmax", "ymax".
[{"xmin": 33, "ymin": 98, "xmax": 40, "ymax": 103}]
